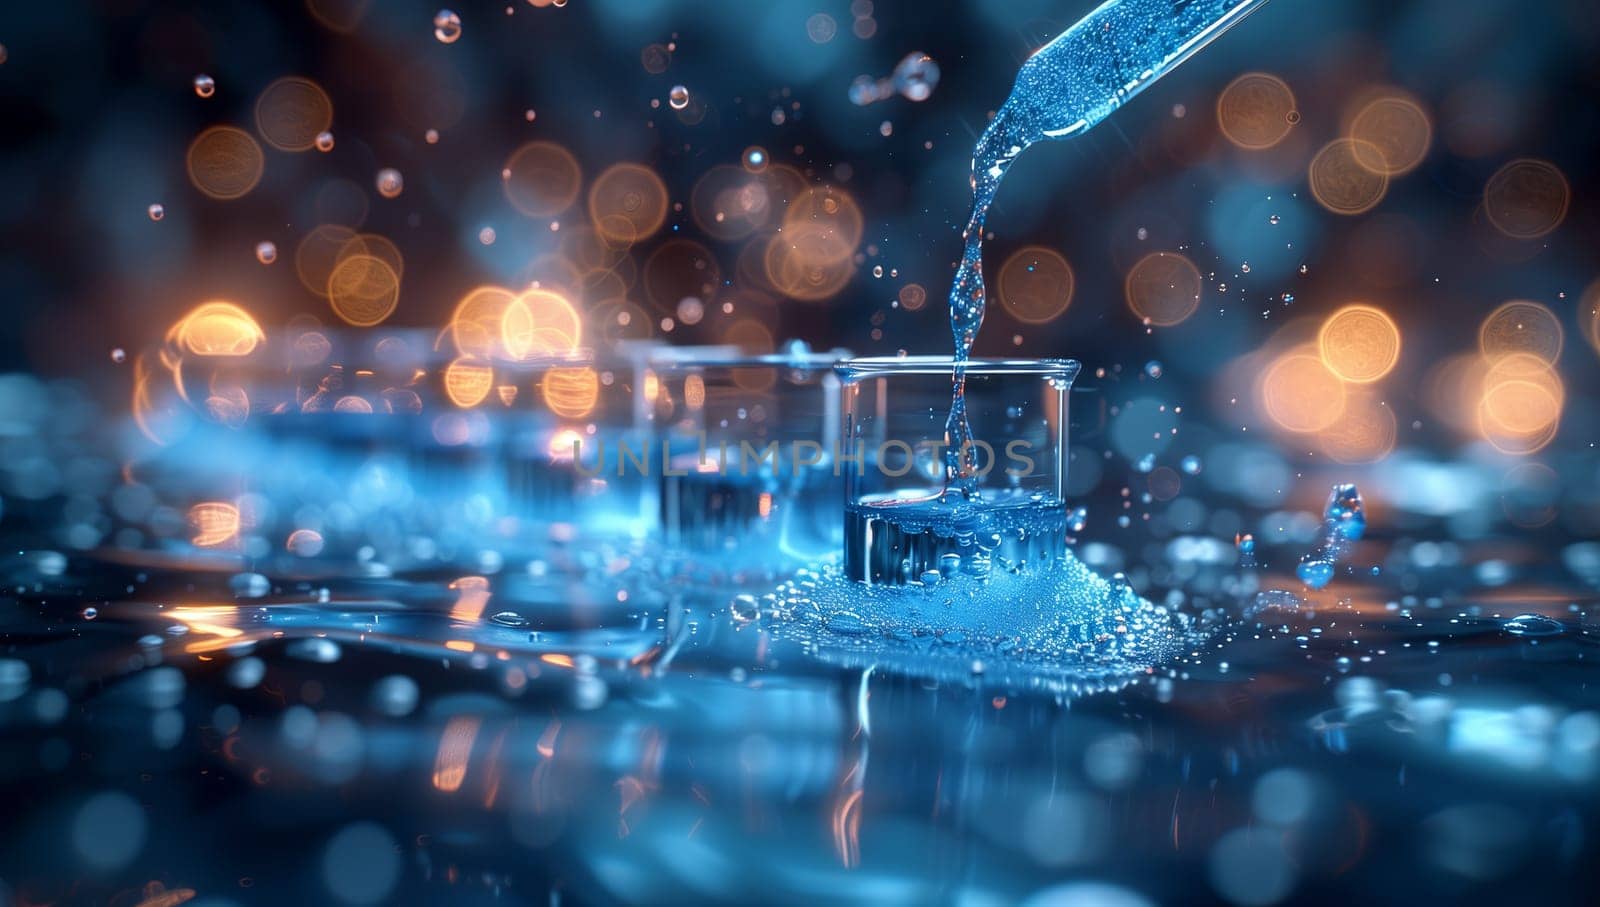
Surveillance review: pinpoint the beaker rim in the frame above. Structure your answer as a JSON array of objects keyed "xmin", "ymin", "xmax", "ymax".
[
  {"xmin": 648, "ymin": 346, "xmax": 853, "ymax": 371},
  {"xmin": 834, "ymin": 355, "xmax": 1080, "ymax": 380}
]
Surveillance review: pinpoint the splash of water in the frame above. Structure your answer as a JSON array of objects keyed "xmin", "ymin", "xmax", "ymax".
[
  {"xmin": 945, "ymin": 0, "xmax": 1270, "ymax": 487},
  {"xmin": 1297, "ymin": 483, "xmax": 1365, "ymax": 590}
]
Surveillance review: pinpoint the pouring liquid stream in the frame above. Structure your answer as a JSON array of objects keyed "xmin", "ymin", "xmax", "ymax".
[{"xmin": 945, "ymin": 0, "xmax": 1272, "ymax": 494}]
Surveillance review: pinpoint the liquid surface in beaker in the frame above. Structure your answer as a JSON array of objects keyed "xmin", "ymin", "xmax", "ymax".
[{"xmin": 844, "ymin": 488, "xmax": 1068, "ymax": 584}]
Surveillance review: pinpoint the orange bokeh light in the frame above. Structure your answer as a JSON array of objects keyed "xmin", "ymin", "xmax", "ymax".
[
  {"xmin": 444, "ymin": 357, "xmax": 494, "ymax": 408},
  {"xmin": 170, "ymin": 301, "xmax": 265, "ymax": 357},
  {"xmin": 998, "ymin": 246, "xmax": 1074, "ymax": 325},
  {"xmin": 1261, "ymin": 349, "xmax": 1347, "ymax": 433},
  {"xmin": 1125, "ymin": 251, "xmax": 1202, "ymax": 326},
  {"xmin": 1216, "ymin": 72, "xmax": 1297, "ymax": 150},
  {"xmin": 1317, "ymin": 303, "xmax": 1401, "ymax": 383},
  {"xmin": 542, "ymin": 367, "xmax": 599, "ymax": 418},
  {"xmin": 189, "ymin": 502, "xmax": 241, "ymax": 548}
]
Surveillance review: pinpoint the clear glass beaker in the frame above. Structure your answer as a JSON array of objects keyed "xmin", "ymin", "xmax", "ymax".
[
  {"xmin": 646, "ymin": 345, "xmax": 850, "ymax": 564},
  {"xmin": 835, "ymin": 356, "xmax": 1079, "ymax": 585}
]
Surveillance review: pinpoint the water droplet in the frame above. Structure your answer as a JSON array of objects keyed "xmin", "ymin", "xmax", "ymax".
[
  {"xmin": 433, "ymin": 9, "xmax": 462, "ymax": 43},
  {"xmin": 489, "ymin": 610, "xmax": 529, "ymax": 627},
  {"xmin": 1136, "ymin": 226, "xmax": 1149, "ymax": 240},
  {"xmin": 872, "ymin": 265, "xmax": 884, "ymax": 278},
  {"xmin": 1296, "ymin": 557, "xmax": 1334, "ymax": 590},
  {"xmin": 424, "ymin": 128, "xmax": 440, "ymax": 144},
  {"xmin": 892, "ymin": 52, "xmax": 940, "ymax": 102},
  {"xmin": 668, "ymin": 85, "xmax": 689, "ymax": 110},
  {"xmin": 147, "ymin": 203, "xmax": 164, "ymax": 221},
  {"xmin": 81, "ymin": 606, "xmax": 98, "ymax": 620},
  {"xmin": 193, "ymin": 74, "xmax": 215, "ymax": 98},
  {"xmin": 1298, "ymin": 263, "xmax": 1309, "ymax": 275},
  {"xmin": 1135, "ymin": 452, "xmax": 1156, "ymax": 473},
  {"xmin": 478, "ymin": 226, "xmax": 496, "ymax": 245},
  {"xmin": 1180, "ymin": 455, "xmax": 1201, "ymax": 475},
  {"xmin": 742, "ymin": 146, "xmax": 767, "ymax": 171},
  {"xmin": 1143, "ymin": 360, "xmax": 1163, "ymax": 379},
  {"xmin": 314, "ymin": 130, "xmax": 334, "ymax": 152},
  {"xmin": 1503, "ymin": 613, "xmax": 1563, "ymax": 637},
  {"xmin": 918, "ymin": 569, "xmax": 941, "ymax": 585},
  {"xmin": 1268, "ymin": 214, "xmax": 1280, "ymax": 225},
  {"xmin": 110, "ymin": 348, "xmax": 126, "ymax": 363},
  {"xmin": 255, "ymin": 241, "xmax": 277, "ymax": 265},
  {"xmin": 1067, "ymin": 506, "xmax": 1088, "ymax": 533},
  {"xmin": 375, "ymin": 168, "xmax": 404, "ymax": 199},
  {"xmin": 1323, "ymin": 483, "xmax": 1366, "ymax": 541},
  {"xmin": 1240, "ymin": 261, "xmax": 1251, "ymax": 274},
  {"xmin": 1235, "ymin": 533, "xmax": 1255, "ymax": 554},
  {"xmin": 879, "ymin": 120, "xmax": 894, "ymax": 137}
]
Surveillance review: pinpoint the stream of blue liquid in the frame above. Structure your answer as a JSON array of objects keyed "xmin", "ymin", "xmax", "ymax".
[{"xmin": 945, "ymin": 0, "xmax": 1271, "ymax": 488}]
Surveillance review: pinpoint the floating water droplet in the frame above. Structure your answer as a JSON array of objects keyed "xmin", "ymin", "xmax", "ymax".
[
  {"xmin": 255, "ymin": 241, "xmax": 277, "ymax": 265},
  {"xmin": 81, "ymin": 606, "xmax": 98, "ymax": 620},
  {"xmin": 314, "ymin": 130, "xmax": 334, "ymax": 152},
  {"xmin": 1298, "ymin": 263, "xmax": 1309, "ymax": 275},
  {"xmin": 1281, "ymin": 292, "xmax": 1295, "ymax": 303},
  {"xmin": 433, "ymin": 9, "xmax": 462, "ymax": 43},
  {"xmin": 375, "ymin": 168, "xmax": 404, "ymax": 198},
  {"xmin": 110, "ymin": 348, "xmax": 126, "ymax": 363},
  {"xmin": 193, "ymin": 74, "xmax": 215, "ymax": 98},
  {"xmin": 1180, "ymin": 454, "xmax": 1201, "ymax": 475},
  {"xmin": 1503, "ymin": 613, "xmax": 1563, "ymax": 637},
  {"xmin": 1240, "ymin": 261, "xmax": 1251, "ymax": 273},
  {"xmin": 147, "ymin": 203, "xmax": 164, "ymax": 221},
  {"xmin": 1067, "ymin": 506, "xmax": 1088, "ymax": 533},
  {"xmin": 1143, "ymin": 360, "xmax": 1163, "ymax": 379},
  {"xmin": 1268, "ymin": 214, "xmax": 1280, "ymax": 225},
  {"xmin": 489, "ymin": 610, "xmax": 529, "ymax": 628},
  {"xmin": 478, "ymin": 226, "xmax": 496, "ymax": 245},
  {"xmin": 1323, "ymin": 483, "xmax": 1366, "ymax": 541},
  {"xmin": 879, "ymin": 120, "xmax": 894, "ymax": 137},
  {"xmin": 892, "ymin": 52, "xmax": 940, "ymax": 102},
  {"xmin": 424, "ymin": 128, "xmax": 439, "ymax": 144},
  {"xmin": 1236, "ymin": 533, "xmax": 1255, "ymax": 554},
  {"xmin": 1135, "ymin": 452, "xmax": 1156, "ymax": 473},
  {"xmin": 668, "ymin": 85, "xmax": 689, "ymax": 110},
  {"xmin": 872, "ymin": 265, "xmax": 884, "ymax": 278},
  {"xmin": 1297, "ymin": 557, "xmax": 1334, "ymax": 590}
]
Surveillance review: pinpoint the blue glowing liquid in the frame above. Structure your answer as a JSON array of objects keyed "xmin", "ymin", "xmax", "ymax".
[
  {"xmin": 844, "ymin": 489, "xmax": 1068, "ymax": 584},
  {"xmin": 945, "ymin": 0, "xmax": 1270, "ymax": 486},
  {"xmin": 1298, "ymin": 483, "xmax": 1366, "ymax": 590}
]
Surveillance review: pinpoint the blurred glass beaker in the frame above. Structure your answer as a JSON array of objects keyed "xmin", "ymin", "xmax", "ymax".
[
  {"xmin": 647, "ymin": 344, "xmax": 850, "ymax": 565},
  {"xmin": 836, "ymin": 356, "xmax": 1079, "ymax": 584}
]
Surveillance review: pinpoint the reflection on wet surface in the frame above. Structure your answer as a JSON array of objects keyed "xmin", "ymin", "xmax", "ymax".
[
  {"xmin": 3, "ymin": 534, "xmax": 1598, "ymax": 905},
  {"xmin": 1, "ymin": 376, "xmax": 1598, "ymax": 905}
]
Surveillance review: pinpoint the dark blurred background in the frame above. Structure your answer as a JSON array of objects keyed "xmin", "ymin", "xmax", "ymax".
[{"xmin": 1, "ymin": 0, "xmax": 1598, "ymax": 517}]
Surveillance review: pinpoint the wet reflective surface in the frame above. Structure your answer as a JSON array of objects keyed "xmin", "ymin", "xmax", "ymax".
[{"xmin": 3, "ymin": 394, "xmax": 1598, "ymax": 905}]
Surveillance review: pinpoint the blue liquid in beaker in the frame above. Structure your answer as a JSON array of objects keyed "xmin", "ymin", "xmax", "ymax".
[{"xmin": 844, "ymin": 488, "xmax": 1069, "ymax": 584}]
